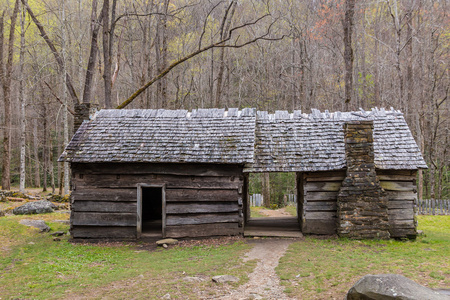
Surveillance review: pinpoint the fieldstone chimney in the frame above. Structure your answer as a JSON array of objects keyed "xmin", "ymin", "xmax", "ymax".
[
  {"xmin": 337, "ymin": 121, "xmax": 390, "ymax": 239},
  {"xmin": 74, "ymin": 103, "xmax": 92, "ymax": 134}
]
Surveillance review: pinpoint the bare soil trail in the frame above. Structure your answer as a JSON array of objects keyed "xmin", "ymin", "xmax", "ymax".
[
  {"xmin": 257, "ymin": 207, "xmax": 292, "ymax": 218},
  {"xmin": 216, "ymin": 238, "xmax": 295, "ymax": 300}
]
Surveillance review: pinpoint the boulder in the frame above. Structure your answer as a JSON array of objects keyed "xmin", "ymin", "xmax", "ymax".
[
  {"xmin": 212, "ymin": 275, "xmax": 239, "ymax": 283},
  {"xmin": 13, "ymin": 200, "xmax": 56, "ymax": 215},
  {"xmin": 347, "ymin": 274, "xmax": 449, "ymax": 300},
  {"xmin": 19, "ymin": 219, "xmax": 50, "ymax": 232}
]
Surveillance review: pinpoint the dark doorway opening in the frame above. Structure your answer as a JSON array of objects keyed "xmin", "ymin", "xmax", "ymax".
[{"xmin": 142, "ymin": 187, "xmax": 163, "ymax": 235}]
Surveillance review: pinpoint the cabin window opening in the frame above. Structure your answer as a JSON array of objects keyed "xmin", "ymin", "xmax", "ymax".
[{"xmin": 141, "ymin": 187, "xmax": 163, "ymax": 234}]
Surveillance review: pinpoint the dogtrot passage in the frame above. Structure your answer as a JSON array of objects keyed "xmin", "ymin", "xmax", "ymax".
[{"xmin": 244, "ymin": 216, "xmax": 303, "ymax": 238}]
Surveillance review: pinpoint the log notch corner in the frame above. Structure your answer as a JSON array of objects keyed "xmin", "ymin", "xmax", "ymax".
[{"xmin": 337, "ymin": 121, "xmax": 390, "ymax": 239}]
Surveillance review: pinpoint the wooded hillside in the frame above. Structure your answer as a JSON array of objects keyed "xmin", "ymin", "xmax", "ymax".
[{"xmin": 0, "ymin": 0, "xmax": 448, "ymax": 199}]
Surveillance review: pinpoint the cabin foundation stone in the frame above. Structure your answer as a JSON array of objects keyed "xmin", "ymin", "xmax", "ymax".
[{"xmin": 337, "ymin": 121, "xmax": 390, "ymax": 239}]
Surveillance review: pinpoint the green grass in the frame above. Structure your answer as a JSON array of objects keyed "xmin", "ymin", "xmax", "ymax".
[
  {"xmin": 284, "ymin": 204, "xmax": 297, "ymax": 217},
  {"xmin": 250, "ymin": 206, "xmax": 267, "ymax": 218},
  {"xmin": 276, "ymin": 215, "xmax": 450, "ymax": 299},
  {"xmin": 0, "ymin": 214, "xmax": 254, "ymax": 299}
]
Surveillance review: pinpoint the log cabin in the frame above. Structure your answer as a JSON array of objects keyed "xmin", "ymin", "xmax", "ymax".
[{"xmin": 59, "ymin": 107, "xmax": 427, "ymax": 240}]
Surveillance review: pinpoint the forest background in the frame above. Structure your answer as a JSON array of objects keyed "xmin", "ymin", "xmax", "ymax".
[{"xmin": 0, "ymin": 0, "xmax": 448, "ymax": 202}]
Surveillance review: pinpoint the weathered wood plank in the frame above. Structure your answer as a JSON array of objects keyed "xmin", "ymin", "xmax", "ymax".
[
  {"xmin": 74, "ymin": 174, "xmax": 242, "ymax": 189},
  {"xmin": 73, "ymin": 163, "xmax": 243, "ymax": 177},
  {"xmin": 165, "ymin": 223, "xmax": 240, "ymax": 238},
  {"xmin": 304, "ymin": 211, "xmax": 336, "ymax": 220},
  {"xmin": 165, "ymin": 189, "xmax": 239, "ymax": 202},
  {"xmin": 389, "ymin": 220, "xmax": 415, "ymax": 229},
  {"xmin": 388, "ymin": 209, "xmax": 414, "ymax": 220},
  {"xmin": 72, "ymin": 212, "xmax": 136, "ymax": 226},
  {"xmin": 72, "ymin": 201, "xmax": 136, "ymax": 213},
  {"xmin": 305, "ymin": 202, "xmax": 337, "ymax": 211},
  {"xmin": 71, "ymin": 188, "xmax": 137, "ymax": 201},
  {"xmin": 389, "ymin": 228, "xmax": 417, "ymax": 238},
  {"xmin": 303, "ymin": 171, "xmax": 346, "ymax": 178},
  {"xmin": 71, "ymin": 226, "xmax": 136, "ymax": 238},
  {"xmin": 166, "ymin": 213, "xmax": 239, "ymax": 226},
  {"xmin": 302, "ymin": 219, "xmax": 336, "ymax": 235},
  {"xmin": 377, "ymin": 174, "xmax": 415, "ymax": 181},
  {"xmin": 305, "ymin": 191, "xmax": 339, "ymax": 201},
  {"xmin": 304, "ymin": 182, "xmax": 342, "ymax": 192},
  {"xmin": 305, "ymin": 176, "xmax": 345, "ymax": 182},
  {"xmin": 385, "ymin": 191, "xmax": 416, "ymax": 201},
  {"xmin": 380, "ymin": 181, "xmax": 415, "ymax": 191},
  {"xmin": 166, "ymin": 203, "xmax": 239, "ymax": 214},
  {"xmin": 388, "ymin": 201, "xmax": 414, "ymax": 210},
  {"xmin": 376, "ymin": 170, "xmax": 416, "ymax": 176}
]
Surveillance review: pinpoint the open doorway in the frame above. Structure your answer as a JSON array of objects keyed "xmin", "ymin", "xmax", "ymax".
[
  {"xmin": 245, "ymin": 172, "xmax": 301, "ymax": 237},
  {"xmin": 137, "ymin": 184, "xmax": 165, "ymax": 238}
]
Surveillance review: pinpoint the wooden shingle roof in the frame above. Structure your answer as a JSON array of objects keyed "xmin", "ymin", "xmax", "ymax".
[{"xmin": 59, "ymin": 107, "xmax": 427, "ymax": 171}]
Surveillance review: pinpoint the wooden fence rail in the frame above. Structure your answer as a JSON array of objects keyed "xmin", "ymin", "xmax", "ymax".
[{"xmin": 415, "ymin": 199, "xmax": 449, "ymax": 215}]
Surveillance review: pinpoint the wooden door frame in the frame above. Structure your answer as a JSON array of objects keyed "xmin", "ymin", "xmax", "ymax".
[{"xmin": 137, "ymin": 183, "xmax": 166, "ymax": 238}]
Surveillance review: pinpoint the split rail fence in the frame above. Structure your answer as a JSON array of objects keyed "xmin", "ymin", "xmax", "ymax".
[{"xmin": 415, "ymin": 199, "xmax": 449, "ymax": 215}]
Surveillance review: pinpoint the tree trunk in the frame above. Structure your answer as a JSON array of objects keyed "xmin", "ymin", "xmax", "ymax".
[
  {"xmin": 19, "ymin": 2, "xmax": 26, "ymax": 192},
  {"xmin": 343, "ymin": 0, "xmax": 355, "ymax": 111},
  {"xmin": 33, "ymin": 119, "xmax": 40, "ymax": 188},
  {"xmin": 262, "ymin": 173, "xmax": 270, "ymax": 208},
  {"xmin": 102, "ymin": 0, "xmax": 112, "ymax": 108},
  {"xmin": 1, "ymin": 1, "xmax": 19, "ymax": 191},
  {"xmin": 62, "ymin": 0, "xmax": 70, "ymax": 195}
]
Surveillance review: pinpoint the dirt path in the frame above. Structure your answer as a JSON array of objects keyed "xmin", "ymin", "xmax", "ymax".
[
  {"xmin": 217, "ymin": 239, "xmax": 294, "ymax": 300},
  {"xmin": 258, "ymin": 207, "xmax": 292, "ymax": 218}
]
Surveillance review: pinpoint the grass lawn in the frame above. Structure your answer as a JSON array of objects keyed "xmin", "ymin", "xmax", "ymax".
[
  {"xmin": 250, "ymin": 206, "xmax": 267, "ymax": 218},
  {"xmin": 276, "ymin": 215, "xmax": 450, "ymax": 299},
  {"xmin": 0, "ymin": 213, "xmax": 254, "ymax": 299}
]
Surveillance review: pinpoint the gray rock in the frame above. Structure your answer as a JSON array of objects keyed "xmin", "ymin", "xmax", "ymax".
[
  {"xmin": 19, "ymin": 219, "xmax": 50, "ymax": 232},
  {"xmin": 161, "ymin": 293, "xmax": 171, "ymax": 299},
  {"xmin": 0, "ymin": 209, "xmax": 5, "ymax": 217},
  {"xmin": 13, "ymin": 200, "xmax": 56, "ymax": 215},
  {"xmin": 212, "ymin": 275, "xmax": 239, "ymax": 283},
  {"xmin": 347, "ymin": 274, "xmax": 449, "ymax": 300},
  {"xmin": 156, "ymin": 238, "xmax": 178, "ymax": 246}
]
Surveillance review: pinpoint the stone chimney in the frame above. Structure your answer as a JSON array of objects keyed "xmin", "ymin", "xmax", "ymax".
[
  {"xmin": 73, "ymin": 103, "xmax": 91, "ymax": 134},
  {"xmin": 337, "ymin": 121, "xmax": 390, "ymax": 239}
]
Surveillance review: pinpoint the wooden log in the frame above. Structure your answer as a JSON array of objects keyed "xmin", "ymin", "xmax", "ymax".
[
  {"xmin": 71, "ymin": 226, "xmax": 136, "ymax": 238},
  {"xmin": 389, "ymin": 228, "xmax": 417, "ymax": 238},
  {"xmin": 73, "ymin": 162, "xmax": 243, "ymax": 177},
  {"xmin": 305, "ymin": 176, "xmax": 345, "ymax": 182},
  {"xmin": 165, "ymin": 189, "xmax": 239, "ymax": 202},
  {"xmin": 72, "ymin": 212, "xmax": 136, "ymax": 226},
  {"xmin": 302, "ymin": 219, "xmax": 336, "ymax": 235},
  {"xmin": 166, "ymin": 203, "xmax": 239, "ymax": 214},
  {"xmin": 388, "ymin": 209, "xmax": 414, "ymax": 220},
  {"xmin": 387, "ymin": 201, "xmax": 414, "ymax": 209},
  {"xmin": 377, "ymin": 174, "xmax": 415, "ymax": 181},
  {"xmin": 71, "ymin": 188, "xmax": 137, "ymax": 201},
  {"xmin": 304, "ymin": 182, "xmax": 341, "ymax": 192},
  {"xmin": 165, "ymin": 223, "xmax": 240, "ymax": 238},
  {"xmin": 376, "ymin": 170, "xmax": 416, "ymax": 176},
  {"xmin": 385, "ymin": 191, "xmax": 416, "ymax": 201},
  {"xmin": 389, "ymin": 219, "xmax": 415, "ymax": 228},
  {"xmin": 74, "ymin": 174, "xmax": 241, "ymax": 190},
  {"xmin": 380, "ymin": 181, "xmax": 415, "ymax": 191},
  {"xmin": 303, "ymin": 171, "xmax": 346, "ymax": 178},
  {"xmin": 166, "ymin": 213, "xmax": 239, "ymax": 226},
  {"xmin": 72, "ymin": 201, "xmax": 136, "ymax": 213},
  {"xmin": 305, "ymin": 191, "xmax": 339, "ymax": 201},
  {"xmin": 304, "ymin": 211, "xmax": 336, "ymax": 220},
  {"xmin": 304, "ymin": 202, "xmax": 337, "ymax": 211}
]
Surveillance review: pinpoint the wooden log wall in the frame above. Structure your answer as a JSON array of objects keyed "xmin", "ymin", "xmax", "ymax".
[
  {"xmin": 378, "ymin": 170, "xmax": 418, "ymax": 239},
  {"xmin": 71, "ymin": 163, "xmax": 244, "ymax": 239},
  {"xmin": 299, "ymin": 171, "xmax": 345, "ymax": 235}
]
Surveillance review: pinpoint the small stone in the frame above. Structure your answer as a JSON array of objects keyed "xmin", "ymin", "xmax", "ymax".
[
  {"xmin": 162, "ymin": 244, "xmax": 168, "ymax": 249},
  {"xmin": 19, "ymin": 219, "xmax": 50, "ymax": 232},
  {"xmin": 28, "ymin": 242, "xmax": 35, "ymax": 245},
  {"xmin": 212, "ymin": 275, "xmax": 239, "ymax": 283},
  {"xmin": 156, "ymin": 238, "xmax": 178, "ymax": 246},
  {"xmin": 248, "ymin": 294, "xmax": 263, "ymax": 299},
  {"xmin": 161, "ymin": 293, "xmax": 171, "ymax": 299},
  {"xmin": 50, "ymin": 231, "xmax": 65, "ymax": 237},
  {"xmin": 417, "ymin": 230, "xmax": 424, "ymax": 236}
]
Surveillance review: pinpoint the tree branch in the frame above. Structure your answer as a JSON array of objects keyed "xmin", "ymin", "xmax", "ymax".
[{"xmin": 44, "ymin": 81, "xmax": 75, "ymax": 115}]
